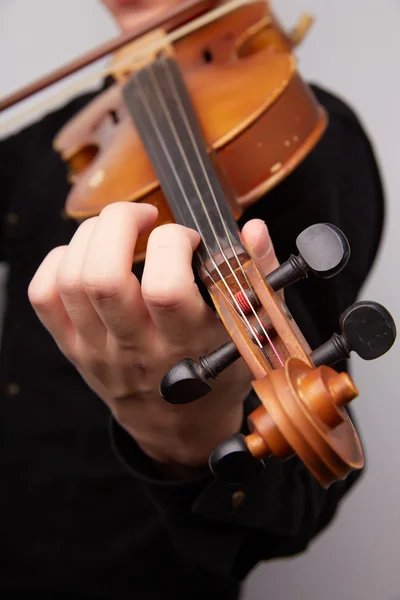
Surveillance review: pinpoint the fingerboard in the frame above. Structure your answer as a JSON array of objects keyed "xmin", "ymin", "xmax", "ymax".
[{"xmin": 122, "ymin": 55, "xmax": 246, "ymax": 269}]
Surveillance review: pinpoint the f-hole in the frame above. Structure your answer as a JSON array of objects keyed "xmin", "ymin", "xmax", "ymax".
[
  {"xmin": 202, "ymin": 47, "xmax": 213, "ymax": 63},
  {"xmin": 109, "ymin": 109, "xmax": 120, "ymax": 124}
]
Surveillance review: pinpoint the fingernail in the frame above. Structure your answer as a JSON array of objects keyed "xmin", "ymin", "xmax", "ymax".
[{"xmin": 252, "ymin": 221, "xmax": 272, "ymax": 259}]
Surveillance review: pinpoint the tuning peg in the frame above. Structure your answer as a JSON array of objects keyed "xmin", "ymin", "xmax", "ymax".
[
  {"xmin": 160, "ymin": 342, "xmax": 240, "ymax": 404},
  {"xmin": 160, "ymin": 223, "xmax": 350, "ymax": 404},
  {"xmin": 311, "ymin": 301, "xmax": 397, "ymax": 367},
  {"xmin": 266, "ymin": 223, "xmax": 350, "ymax": 292},
  {"xmin": 209, "ymin": 434, "xmax": 265, "ymax": 484}
]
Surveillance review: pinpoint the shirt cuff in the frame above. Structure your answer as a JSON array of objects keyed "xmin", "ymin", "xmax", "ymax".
[
  {"xmin": 109, "ymin": 410, "xmax": 304, "ymax": 535},
  {"xmin": 108, "ymin": 397, "xmax": 338, "ymax": 579}
]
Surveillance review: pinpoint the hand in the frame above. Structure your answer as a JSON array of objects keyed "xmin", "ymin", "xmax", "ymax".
[{"xmin": 28, "ymin": 202, "xmax": 279, "ymax": 468}]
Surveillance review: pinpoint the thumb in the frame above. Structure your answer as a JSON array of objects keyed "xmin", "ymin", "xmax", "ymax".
[{"xmin": 240, "ymin": 219, "xmax": 279, "ymax": 275}]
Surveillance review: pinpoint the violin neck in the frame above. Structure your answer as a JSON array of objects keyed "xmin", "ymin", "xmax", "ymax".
[{"xmin": 122, "ymin": 55, "xmax": 248, "ymax": 275}]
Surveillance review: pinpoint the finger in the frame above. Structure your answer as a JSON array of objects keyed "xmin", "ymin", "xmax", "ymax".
[
  {"xmin": 57, "ymin": 217, "xmax": 106, "ymax": 346},
  {"xmin": 28, "ymin": 246, "xmax": 75, "ymax": 357},
  {"xmin": 141, "ymin": 224, "xmax": 214, "ymax": 344},
  {"xmin": 81, "ymin": 202, "xmax": 158, "ymax": 346},
  {"xmin": 240, "ymin": 219, "xmax": 279, "ymax": 275}
]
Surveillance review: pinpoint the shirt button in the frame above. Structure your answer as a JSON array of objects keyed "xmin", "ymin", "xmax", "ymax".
[
  {"xmin": 6, "ymin": 212, "xmax": 19, "ymax": 226},
  {"xmin": 5, "ymin": 382, "xmax": 21, "ymax": 397},
  {"xmin": 232, "ymin": 490, "xmax": 246, "ymax": 509}
]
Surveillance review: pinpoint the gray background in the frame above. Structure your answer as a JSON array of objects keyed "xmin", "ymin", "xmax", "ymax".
[{"xmin": 1, "ymin": 1, "xmax": 399, "ymax": 598}]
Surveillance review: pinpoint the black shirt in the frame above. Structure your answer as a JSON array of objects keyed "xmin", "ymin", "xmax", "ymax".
[{"xmin": 0, "ymin": 84, "xmax": 384, "ymax": 599}]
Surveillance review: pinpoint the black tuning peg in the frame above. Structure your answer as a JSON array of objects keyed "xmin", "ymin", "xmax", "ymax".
[
  {"xmin": 160, "ymin": 342, "xmax": 240, "ymax": 404},
  {"xmin": 161, "ymin": 223, "xmax": 350, "ymax": 404},
  {"xmin": 209, "ymin": 434, "xmax": 265, "ymax": 484},
  {"xmin": 160, "ymin": 225, "xmax": 392, "ymax": 405},
  {"xmin": 266, "ymin": 223, "xmax": 350, "ymax": 292},
  {"xmin": 311, "ymin": 301, "xmax": 397, "ymax": 367}
]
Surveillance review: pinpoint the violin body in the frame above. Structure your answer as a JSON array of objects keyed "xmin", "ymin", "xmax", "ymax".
[{"xmin": 54, "ymin": 1, "xmax": 326, "ymax": 261}]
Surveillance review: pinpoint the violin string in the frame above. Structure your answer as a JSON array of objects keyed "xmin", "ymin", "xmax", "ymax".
[
  {"xmin": 152, "ymin": 60, "xmax": 281, "ymax": 366},
  {"xmin": 142, "ymin": 64, "xmax": 258, "ymax": 333},
  {"xmin": 0, "ymin": 0, "xmax": 258, "ymax": 137},
  {"xmin": 151, "ymin": 59, "xmax": 283, "ymax": 366},
  {"xmin": 138, "ymin": 61, "xmax": 282, "ymax": 367},
  {"xmin": 148, "ymin": 64, "xmax": 245, "ymax": 287},
  {"xmin": 159, "ymin": 58, "xmax": 283, "ymax": 366},
  {"xmin": 160, "ymin": 60, "xmax": 253, "ymax": 293},
  {"xmin": 132, "ymin": 67, "xmax": 268, "ymax": 356}
]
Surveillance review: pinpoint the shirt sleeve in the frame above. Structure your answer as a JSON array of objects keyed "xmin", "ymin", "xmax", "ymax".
[
  {"xmin": 110, "ymin": 404, "xmax": 361, "ymax": 581},
  {"xmin": 109, "ymin": 90, "xmax": 383, "ymax": 581}
]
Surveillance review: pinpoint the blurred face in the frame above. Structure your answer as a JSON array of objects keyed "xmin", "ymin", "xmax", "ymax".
[{"xmin": 102, "ymin": 0, "xmax": 182, "ymax": 31}]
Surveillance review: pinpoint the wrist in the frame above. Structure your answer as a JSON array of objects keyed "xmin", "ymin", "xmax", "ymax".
[{"xmin": 118, "ymin": 399, "xmax": 245, "ymax": 469}]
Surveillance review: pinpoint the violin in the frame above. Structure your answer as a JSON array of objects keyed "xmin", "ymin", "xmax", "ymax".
[
  {"xmin": 50, "ymin": 0, "xmax": 323, "ymax": 261},
  {"xmin": 1, "ymin": 0, "xmax": 396, "ymax": 487}
]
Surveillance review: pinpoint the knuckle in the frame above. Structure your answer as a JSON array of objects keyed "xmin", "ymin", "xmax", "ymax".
[
  {"xmin": 28, "ymin": 280, "xmax": 50, "ymax": 309},
  {"xmin": 28, "ymin": 247, "xmax": 66, "ymax": 307},
  {"xmin": 100, "ymin": 202, "xmax": 125, "ymax": 217},
  {"xmin": 142, "ymin": 282, "xmax": 186, "ymax": 311},
  {"xmin": 148, "ymin": 223, "xmax": 186, "ymax": 246},
  {"xmin": 81, "ymin": 271, "xmax": 126, "ymax": 301},
  {"xmin": 56, "ymin": 271, "xmax": 83, "ymax": 298},
  {"xmin": 100, "ymin": 201, "xmax": 142, "ymax": 220},
  {"xmin": 79, "ymin": 215, "xmax": 98, "ymax": 231}
]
